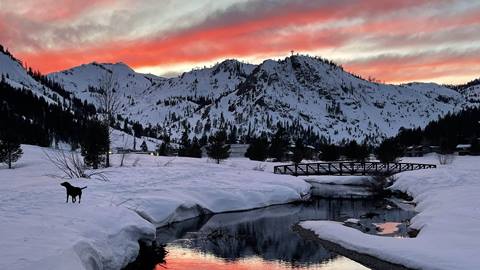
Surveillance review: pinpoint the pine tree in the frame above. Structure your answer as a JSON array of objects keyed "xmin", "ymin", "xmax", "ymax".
[
  {"xmin": 344, "ymin": 141, "xmax": 369, "ymax": 161},
  {"xmin": 0, "ymin": 133, "xmax": 23, "ymax": 169},
  {"xmin": 228, "ymin": 126, "xmax": 237, "ymax": 144},
  {"xmin": 291, "ymin": 139, "xmax": 304, "ymax": 164},
  {"xmin": 199, "ymin": 134, "xmax": 208, "ymax": 146},
  {"xmin": 439, "ymin": 139, "xmax": 455, "ymax": 155},
  {"xmin": 343, "ymin": 141, "xmax": 359, "ymax": 161},
  {"xmin": 81, "ymin": 121, "xmax": 108, "ymax": 169},
  {"xmin": 189, "ymin": 137, "xmax": 203, "ymax": 158},
  {"xmin": 376, "ymin": 138, "xmax": 402, "ymax": 163},
  {"xmin": 156, "ymin": 135, "xmax": 171, "ymax": 156},
  {"xmin": 178, "ymin": 129, "xmax": 191, "ymax": 157},
  {"xmin": 245, "ymin": 136, "xmax": 269, "ymax": 161},
  {"xmin": 156, "ymin": 142, "xmax": 169, "ymax": 156},
  {"xmin": 269, "ymin": 126, "xmax": 289, "ymax": 161},
  {"xmin": 206, "ymin": 130, "xmax": 230, "ymax": 164},
  {"xmin": 140, "ymin": 141, "xmax": 148, "ymax": 152},
  {"xmin": 321, "ymin": 144, "xmax": 340, "ymax": 161}
]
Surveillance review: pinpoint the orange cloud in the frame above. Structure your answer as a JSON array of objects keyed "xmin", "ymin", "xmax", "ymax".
[{"xmin": 13, "ymin": 0, "xmax": 431, "ymax": 71}]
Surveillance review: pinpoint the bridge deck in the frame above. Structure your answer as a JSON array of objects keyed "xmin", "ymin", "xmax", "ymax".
[{"xmin": 273, "ymin": 161, "xmax": 436, "ymax": 176}]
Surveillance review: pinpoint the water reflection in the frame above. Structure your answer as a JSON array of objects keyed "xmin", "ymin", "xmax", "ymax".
[
  {"xmin": 151, "ymin": 199, "xmax": 414, "ymax": 269},
  {"xmin": 161, "ymin": 245, "xmax": 369, "ymax": 270},
  {"xmin": 372, "ymin": 222, "xmax": 402, "ymax": 235}
]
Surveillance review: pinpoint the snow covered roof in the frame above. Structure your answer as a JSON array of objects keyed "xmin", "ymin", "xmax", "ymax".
[{"xmin": 456, "ymin": 144, "xmax": 471, "ymax": 149}]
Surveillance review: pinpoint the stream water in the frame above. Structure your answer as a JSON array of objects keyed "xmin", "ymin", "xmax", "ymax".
[{"xmin": 125, "ymin": 197, "xmax": 415, "ymax": 270}]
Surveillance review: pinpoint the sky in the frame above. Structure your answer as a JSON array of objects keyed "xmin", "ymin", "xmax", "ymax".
[{"xmin": 1, "ymin": 0, "xmax": 480, "ymax": 84}]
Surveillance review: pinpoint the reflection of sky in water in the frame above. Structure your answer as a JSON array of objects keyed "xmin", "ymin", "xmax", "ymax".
[
  {"xmin": 159, "ymin": 245, "xmax": 369, "ymax": 270},
  {"xmin": 146, "ymin": 199, "xmax": 415, "ymax": 270},
  {"xmin": 373, "ymin": 222, "xmax": 402, "ymax": 235}
]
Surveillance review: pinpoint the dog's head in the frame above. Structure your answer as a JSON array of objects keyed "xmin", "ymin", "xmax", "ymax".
[{"xmin": 60, "ymin": 182, "xmax": 72, "ymax": 188}]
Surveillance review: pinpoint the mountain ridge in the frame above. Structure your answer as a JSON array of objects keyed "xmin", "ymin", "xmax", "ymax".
[
  {"xmin": 0, "ymin": 45, "xmax": 477, "ymax": 144},
  {"xmin": 47, "ymin": 54, "xmax": 474, "ymax": 143}
]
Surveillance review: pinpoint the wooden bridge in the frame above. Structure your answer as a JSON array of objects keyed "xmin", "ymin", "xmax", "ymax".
[{"xmin": 273, "ymin": 161, "xmax": 436, "ymax": 176}]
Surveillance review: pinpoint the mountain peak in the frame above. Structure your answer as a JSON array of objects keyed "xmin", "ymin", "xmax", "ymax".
[
  {"xmin": 86, "ymin": 61, "xmax": 135, "ymax": 74},
  {"xmin": 211, "ymin": 59, "xmax": 256, "ymax": 76}
]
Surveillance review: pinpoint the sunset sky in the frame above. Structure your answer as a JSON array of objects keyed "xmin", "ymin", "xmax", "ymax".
[{"xmin": 1, "ymin": 0, "xmax": 480, "ymax": 84}]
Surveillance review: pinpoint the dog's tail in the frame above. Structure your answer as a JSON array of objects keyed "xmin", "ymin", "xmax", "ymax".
[{"xmin": 81, "ymin": 186, "xmax": 87, "ymax": 190}]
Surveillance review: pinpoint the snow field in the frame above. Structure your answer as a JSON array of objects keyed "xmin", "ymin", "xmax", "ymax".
[{"xmin": 0, "ymin": 145, "xmax": 310, "ymax": 270}]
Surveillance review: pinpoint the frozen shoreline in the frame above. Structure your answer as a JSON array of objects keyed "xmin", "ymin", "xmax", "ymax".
[
  {"xmin": 0, "ymin": 145, "xmax": 310, "ymax": 270},
  {"xmin": 300, "ymin": 154, "xmax": 480, "ymax": 270}
]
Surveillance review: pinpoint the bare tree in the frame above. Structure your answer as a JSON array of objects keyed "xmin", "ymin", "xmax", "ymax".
[
  {"xmin": 44, "ymin": 150, "xmax": 109, "ymax": 181},
  {"xmin": 44, "ymin": 149, "xmax": 86, "ymax": 178},
  {"xmin": 95, "ymin": 73, "xmax": 121, "ymax": 168}
]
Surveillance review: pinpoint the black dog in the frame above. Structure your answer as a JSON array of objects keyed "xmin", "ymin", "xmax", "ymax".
[{"xmin": 60, "ymin": 182, "xmax": 87, "ymax": 203}]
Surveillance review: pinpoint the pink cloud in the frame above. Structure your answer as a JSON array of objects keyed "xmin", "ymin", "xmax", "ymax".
[{"xmin": 3, "ymin": 0, "xmax": 479, "ymax": 84}]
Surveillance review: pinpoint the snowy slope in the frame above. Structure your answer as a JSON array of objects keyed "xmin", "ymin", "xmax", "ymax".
[
  {"xmin": 50, "ymin": 55, "xmax": 471, "ymax": 143},
  {"xmin": 0, "ymin": 47, "xmax": 160, "ymax": 148},
  {"xmin": 49, "ymin": 60, "xmax": 256, "ymax": 129},
  {"xmin": 202, "ymin": 56, "xmax": 468, "ymax": 143},
  {"xmin": 0, "ymin": 49, "xmax": 63, "ymax": 104},
  {"xmin": 459, "ymin": 80, "xmax": 480, "ymax": 104}
]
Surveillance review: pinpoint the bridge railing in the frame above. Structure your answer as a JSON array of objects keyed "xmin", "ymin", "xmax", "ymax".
[{"xmin": 273, "ymin": 161, "xmax": 436, "ymax": 176}]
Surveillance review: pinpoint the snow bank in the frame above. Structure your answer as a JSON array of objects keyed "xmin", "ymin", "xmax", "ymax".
[
  {"xmin": 0, "ymin": 145, "xmax": 310, "ymax": 270},
  {"xmin": 300, "ymin": 155, "xmax": 480, "ymax": 270}
]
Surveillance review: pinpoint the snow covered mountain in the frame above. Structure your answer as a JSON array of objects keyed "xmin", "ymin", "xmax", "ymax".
[
  {"xmin": 1, "ymin": 44, "xmax": 475, "ymax": 144},
  {"xmin": 0, "ymin": 47, "xmax": 160, "ymax": 149},
  {"xmin": 48, "ymin": 55, "xmax": 472, "ymax": 143},
  {"xmin": 0, "ymin": 46, "xmax": 65, "ymax": 104},
  {"xmin": 48, "ymin": 59, "xmax": 257, "ymax": 137}
]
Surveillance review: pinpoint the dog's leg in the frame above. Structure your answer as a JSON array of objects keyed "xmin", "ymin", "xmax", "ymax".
[
  {"xmin": 72, "ymin": 196, "xmax": 76, "ymax": 203},
  {"xmin": 79, "ymin": 193, "xmax": 81, "ymax": 204},
  {"xmin": 66, "ymin": 194, "xmax": 69, "ymax": 203}
]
